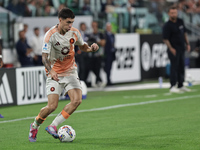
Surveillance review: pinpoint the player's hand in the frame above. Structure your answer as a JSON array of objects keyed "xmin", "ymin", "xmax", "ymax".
[
  {"xmin": 91, "ymin": 43, "xmax": 99, "ymax": 52},
  {"xmin": 0, "ymin": 59, "xmax": 3, "ymax": 68},
  {"xmin": 170, "ymin": 47, "xmax": 176, "ymax": 56},
  {"xmin": 26, "ymin": 48, "xmax": 33, "ymax": 56},
  {"xmin": 187, "ymin": 44, "xmax": 191, "ymax": 52},
  {"xmin": 50, "ymin": 69, "xmax": 59, "ymax": 81}
]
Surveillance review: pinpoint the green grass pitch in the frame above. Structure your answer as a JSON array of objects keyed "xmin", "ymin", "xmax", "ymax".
[{"xmin": 0, "ymin": 85, "xmax": 200, "ymax": 150}]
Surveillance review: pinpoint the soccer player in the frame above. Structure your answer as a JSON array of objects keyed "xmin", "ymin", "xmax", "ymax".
[{"xmin": 29, "ymin": 8, "xmax": 99, "ymax": 142}]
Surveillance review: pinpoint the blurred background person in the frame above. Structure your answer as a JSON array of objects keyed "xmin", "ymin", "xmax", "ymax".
[
  {"xmin": 43, "ymin": 26, "xmax": 50, "ymax": 35},
  {"xmin": 81, "ymin": 0, "xmax": 92, "ymax": 15},
  {"xmin": 16, "ymin": 30, "xmax": 33, "ymax": 67},
  {"xmin": 23, "ymin": 24, "xmax": 28, "ymax": 34},
  {"xmin": 29, "ymin": 27, "xmax": 43, "ymax": 66},
  {"xmin": 101, "ymin": 0, "xmax": 115, "ymax": 13},
  {"xmin": 6, "ymin": 0, "xmax": 30, "ymax": 16},
  {"xmin": 76, "ymin": 22, "xmax": 89, "ymax": 82},
  {"xmin": 104, "ymin": 22, "xmax": 116, "ymax": 86},
  {"xmin": 85, "ymin": 21, "xmax": 105, "ymax": 87},
  {"xmin": 43, "ymin": 2, "xmax": 56, "ymax": 16},
  {"xmin": 163, "ymin": 6, "xmax": 191, "ymax": 93}
]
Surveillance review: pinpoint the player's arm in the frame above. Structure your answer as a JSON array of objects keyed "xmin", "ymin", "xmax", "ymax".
[
  {"xmin": 163, "ymin": 39, "xmax": 176, "ymax": 56},
  {"xmin": 42, "ymin": 53, "xmax": 59, "ymax": 81},
  {"xmin": 97, "ymin": 38, "xmax": 105, "ymax": 47},
  {"xmin": 97, "ymin": 34, "xmax": 106, "ymax": 47},
  {"xmin": 78, "ymin": 43, "xmax": 99, "ymax": 53}
]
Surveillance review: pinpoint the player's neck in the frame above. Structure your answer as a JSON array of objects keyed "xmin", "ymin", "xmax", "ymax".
[
  {"xmin": 169, "ymin": 18, "xmax": 177, "ymax": 23},
  {"xmin": 58, "ymin": 24, "xmax": 66, "ymax": 35}
]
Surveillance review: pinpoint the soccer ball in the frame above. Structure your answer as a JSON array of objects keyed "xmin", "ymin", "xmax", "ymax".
[{"xmin": 58, "ymin": 125, "xmax": 76, "ymax": 142}]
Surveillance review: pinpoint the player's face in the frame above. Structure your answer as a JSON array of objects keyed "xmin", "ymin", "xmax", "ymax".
[
  {"xmin": 80, "ymin": 24, "xmax": 86, "ymax": 31},
  {"xmin": 168, "ymin": 9, "xmax": 178, "ymax": 21},
  {"xmin": 60, "ymin": 18, "xmax": 74, "ymax": 32},
  {"xmin": 106, "ymin": 24, "xmax": 112, "ymax": 32},
  {"xmin": 19, "ymin": 31, "xmax": 25, "ymax": 39}
]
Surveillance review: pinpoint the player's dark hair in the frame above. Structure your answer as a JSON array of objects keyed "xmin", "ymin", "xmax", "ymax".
[
  {"xmin": 168, "ymin": 5, "xmax": 177, "ymax": 12},
  {"xmin": 34, "ymin": 27, "xmax": 39, "ymax": 31},
  {"xmin": 58, "ymin": 7, "xmax": 75, "ymax": 19},
  {"xmin": 80, "ymin": 22, "xmax": 85, "ymax": 27}
]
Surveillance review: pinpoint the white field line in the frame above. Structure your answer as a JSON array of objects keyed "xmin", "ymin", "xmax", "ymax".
[
  {"xmin": 145, "ymin": 95, "xmax": 157, "ymax": 98},
  {"xmin": 0, "ymin": 94, "xmax": 200, "ymax": 124},
  {"xmin": 123, "ymin": 95, "xmax": 157, "ymax": 99}
]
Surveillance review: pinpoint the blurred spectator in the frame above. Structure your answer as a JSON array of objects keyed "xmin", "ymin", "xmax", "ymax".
[
  {"xmin": 104, "ymin": 22, "xmax": 116, "ymax": 86},
  {"xmin": 6, "ymin": 0, "xmax": 18, "ymax": 15},
  {"xmin": 16, "ymin": 30, "xmax": 34, "ymax": 67},
  {"xmin": 85, "ymin": 21, "xmax": 106, "ymax": 87},
  {"xmin": 101, "ymin": 0, "xmax": 116, "ymax": 13},
  {"xmin": 43, "ymin": 26, "xmax": 50, "ymax": 34},
  {"xmin": 177, "ymin": 0, "xmax": 196, "ymax": 14},
  {"xmin": 7, "ymin": 0, "xmax": 30, "ymax": 16},
  {"xmin": 43, "ymin": 4, "xmax": 56, "ymax": 16},
  {"xmin": 55, "ymin": 3, "xmax": 66, "ymax": 15},
  {"xmin": 27, "ymin": 0, "xmax": 37, "ymax": 16},
  {"xmin": 29, "ymin": 27, "xmax": 43, "ymax": 66},
  {"xmin": 81, "ymin": 0, "xmax": 92, "ymax": 15},
  {"xmin": 123, "ymin": 0, "xmax": 139, "ymax": 12},
  {"xmin": 23, "ymin": 24, "xmax": 28, "ymax": 34},
  {"xmin": 36, "ymin": 0, "xmax": 45, "ymax": 16},
  {"xmin": 76, "ymin": 22, "xmax": 89, "ymax": 81}
]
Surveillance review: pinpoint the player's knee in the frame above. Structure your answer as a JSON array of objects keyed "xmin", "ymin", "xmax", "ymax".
[
  {"xmin": 48, "ymin": 104, "xmax": 58, "ymax": 113},
  {"xmin": 72, "ymin": 99, "xmax": 82, "ymax": 108}
]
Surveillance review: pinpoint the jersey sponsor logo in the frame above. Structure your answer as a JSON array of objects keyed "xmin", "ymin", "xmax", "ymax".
[
  {"xmin": 50, "ymin": 87, "xmax": 55, "ymax": 92},
  {"xmin": 55, "ymin": 42, "xmax": 60, "ymax": 46},
  {"xmin": 0, "ymin": 73, "xmax": 14, "ymax": 105},
  {"xmin": 61, "ymin": 47, "xmax": 70, "ymax": 55},
  {"xmin": 43, "ymin": 43, "xmax": 48, "ymax": 51},
  {"xmin": 70, "ymin": 38, "xmax": 75, "ymax": 44}
]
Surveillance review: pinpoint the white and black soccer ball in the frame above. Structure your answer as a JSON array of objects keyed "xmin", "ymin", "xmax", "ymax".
[{"xmin": 58, "ymin": 125, "xmax": 76, "ymax": 142}]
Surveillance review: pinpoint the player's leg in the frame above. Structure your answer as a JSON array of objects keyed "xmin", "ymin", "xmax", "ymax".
[
  {"xmin": 29, "ymin": 77, "xmax": 61, "ymax": 142},
  {"xmin": 29, "ymin": 94, "xmax": 59, "ymax": 142},
  {"xmin": 64, "ymin": 88, "xmax": 82, "ymax": 114},
  {"xmin": 167, "ymin": 51, "xmax": 180, "ymax": 93},
  {"xmin": 177, "ymin": 52, "xmax": 184, "ymax": 88},
  {"xmin": 47, "ymin": 74, "xmax": 82, "ymax": 140},
  {"xmin": 178, "ymin": 52, "xmax": 191, "ymax": 91},
  {"xmin": 37, "ymin": 94, "xmax": 59, "ymax": 125},
  {"xmin": 50, "ymin": 89, "xmax": 82, "ymax": 127}
]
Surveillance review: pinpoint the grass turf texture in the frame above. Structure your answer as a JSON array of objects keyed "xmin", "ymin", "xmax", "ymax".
[{"xmin": 0, "ymin": 85, "xmax": 200, "ymax": 150}]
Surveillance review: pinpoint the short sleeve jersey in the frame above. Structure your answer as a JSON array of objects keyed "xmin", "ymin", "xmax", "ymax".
[
  {"xmin": 163, "ymin": 18, "xmax": 186, "ymax": 50},
  {"xmin": 42, "ymin": 25, "xmax": 84, "ymax": 76}
]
